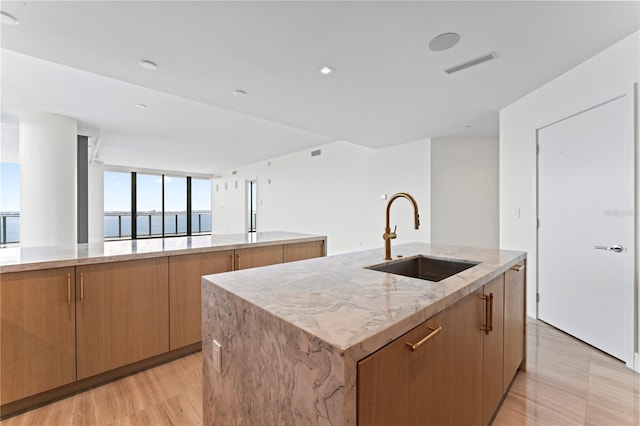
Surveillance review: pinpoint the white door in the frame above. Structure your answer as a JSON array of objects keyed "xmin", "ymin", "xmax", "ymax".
[{"xmin": 537, "ymin": 91, "xmax": 635, "ymax": 365}]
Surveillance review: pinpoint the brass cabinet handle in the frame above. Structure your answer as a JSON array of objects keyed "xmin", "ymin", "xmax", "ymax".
[
  {"xmin": 67, "ymin": 273, "xmax": 71, "ymax": 305},
  {"xmin": 235, "ymin": 254, "xmax": 240, "ymax": 270},
  {"xmin": 480, "ymin": 294, "xmax": 489, "ymax": 334},
  {"xmin": 406, "ymin": 326, "xmax": 443, "ymax": 352},
  {"xmin": 80, "ymin": 272, "xmax": 84, "ymax": 303},
  {"xmin": 488, "ymin": 292, "xmax": 494, "ymax": 333},
  {"xmin": 511, "ymin": 264, "xmax": 525, "ymax": 272}
]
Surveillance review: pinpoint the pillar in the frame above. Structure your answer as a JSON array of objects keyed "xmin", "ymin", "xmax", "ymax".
[
  {"xmin": 88, "ymin": 161, "xmax": 104, "ymax": 243},
  {"xmin": 19, "ymin": 112, "xmax": 78, "ymax": 246}
]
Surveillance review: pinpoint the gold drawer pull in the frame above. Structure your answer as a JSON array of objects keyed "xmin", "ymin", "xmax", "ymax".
[
  {"xmin": 406, "ymin": 326, "xmax": 443, "ymax": 352},
  {"xmin": 67, "ymin": 273, "xmax": 71, "ymax": 305},
  {"xmin": 511, "ymin": 264, "xmax": 525, "ymax": 272},
  {"xmin": 80, "ymin": 272, "xmax": 84, "ymax": 303}
]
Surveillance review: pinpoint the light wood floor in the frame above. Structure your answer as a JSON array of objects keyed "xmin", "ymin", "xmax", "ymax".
[{"xmin": 2, "ymin": 319, "xmax": 639, "ymax": 425}]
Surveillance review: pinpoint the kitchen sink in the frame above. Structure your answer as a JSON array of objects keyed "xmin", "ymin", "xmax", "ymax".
[{"xmin": 367, "ymin": 255, "xmax": 480, "ymax": 282}]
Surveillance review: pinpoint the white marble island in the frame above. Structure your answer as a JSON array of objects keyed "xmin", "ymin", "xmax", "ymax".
[{"xmin": 201, "ymin": 243, "xmax": 526, "ymax": 425}]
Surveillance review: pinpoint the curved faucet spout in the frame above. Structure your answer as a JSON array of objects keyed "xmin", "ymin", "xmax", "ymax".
[{"xmin": 384, "ymin": 192, "xmax": 420, "ymax": 260}]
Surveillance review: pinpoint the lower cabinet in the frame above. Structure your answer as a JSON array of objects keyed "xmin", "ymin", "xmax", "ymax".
[
  {"xmin": 0, "ymin": 267, "xmax": 76, "ymax": 405},
  {"xmin": 235, "ymin": 245, "xmax": 283, "ymax": 270},
  {"xmin": 168, "ymin": 250, "xmax": 234, "ymax": 350},
  {"xmin": 283, "ymin": 240, "xmax": 325, "ymax": 262},
  {"xmin": 482, "ymin": 275, "xmax": 505, "ymax": 426},
  {"xmin": 358, "ymin": 287, "xmax": 483, "ymax": 425},
  {"xmin": 76, "ymin": 258, "xmax": 169, "ymax": 380},
  {"xmin": 504, "ymin": 263, "xmax": 526, "ymax": 389},
  {"xmin": 358, "ymin": 268, "xmax": 525, "ymax": 426}
]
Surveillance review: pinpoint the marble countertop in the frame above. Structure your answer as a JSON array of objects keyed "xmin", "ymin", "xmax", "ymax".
[
  {"xmin": 0, "ymin": 231, "xmax": 325, "ymax": 273},
  {"xmin": 202, "ymin": 242, "xmax": 526, "ymax": 354}
]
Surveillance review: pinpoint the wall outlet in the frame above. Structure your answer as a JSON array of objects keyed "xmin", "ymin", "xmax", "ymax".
[{"xmin": 212, "ymin": 340, "xmax": 222, "ymax": 373}]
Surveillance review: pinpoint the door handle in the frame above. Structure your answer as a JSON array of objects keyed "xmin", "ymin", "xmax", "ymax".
[{"xmin": 594, "ymin": 244, "xmax": 623, "ymax": 253}]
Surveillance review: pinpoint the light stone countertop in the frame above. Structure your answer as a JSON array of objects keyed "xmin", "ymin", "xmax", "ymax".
[
  {"xmin": 0, "ymin": 231, "xmax": 325, "ymax": 273},
  {"xmin": 203, "ymin": 242, "xmax": 526, "ymax": 354}
]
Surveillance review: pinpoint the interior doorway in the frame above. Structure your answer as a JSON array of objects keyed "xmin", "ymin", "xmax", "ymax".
[
  {"xmin": 246, "ymin": 179, "xmax": 257, "ymax": 233},
  {"xmin": 536, "ymin": 90, "xmax": 635, "ymax": 367}
]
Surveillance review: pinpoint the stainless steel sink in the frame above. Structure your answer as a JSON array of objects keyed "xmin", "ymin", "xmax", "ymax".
[{"xmin": 367, "ymin": 255, "xmax": 480, "ymax": 282}]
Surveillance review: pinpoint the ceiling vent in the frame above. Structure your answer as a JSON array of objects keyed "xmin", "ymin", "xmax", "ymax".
[
  {"xmin": 311, "ymin": 149, "xmax": 322, "ymax": 157},
  {"xmin": 444, "ymin": 52, "xmax": 497, "ymax": 75}
]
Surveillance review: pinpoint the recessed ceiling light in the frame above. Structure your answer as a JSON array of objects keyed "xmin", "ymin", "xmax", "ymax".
[
  {"xmin": 139, "ymin": 59, "xmax": 158, "ymax": 71},
  {"xmin": 0, "ymin": 11, "xmax": 19, "ymax": 25},
  {"xmin": 318, "ymin": 65, "xmax": 335, "ymax": 75},
  {"xmin": 136, "ymin": 103, "xmax": 148, "ymax": 109},
  {"xmin": 464, "ymin": 124, "xmax": 472, "ymax": 128},
  {"xmin": 233, "ymin": 89, "xmax": 247, "ymax": 96},
  {"xmin": 429, "ymin": 32, "xmax": 460, "ymax": 52}
]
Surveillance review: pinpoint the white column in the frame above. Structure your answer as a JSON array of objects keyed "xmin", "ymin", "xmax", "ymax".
[
  {"xmin": 19, "ymin": 112, "xmax": 78, "ymax": 247},
  {"xmin": 88, "ymin": 161, "xmax": 104, "ymax": 243}
]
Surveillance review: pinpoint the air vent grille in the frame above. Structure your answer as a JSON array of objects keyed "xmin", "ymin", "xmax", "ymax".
[
  {"xmin": 311, "ymin": 149, "xmax": 322, "ymax": 157},
  {"xmin": 444, "ymin": 52, "xmax": 497, "ymax": 75}
]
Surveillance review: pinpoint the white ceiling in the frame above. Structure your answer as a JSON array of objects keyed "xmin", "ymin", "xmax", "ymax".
[{"xmin": 1, "ymin": 1, "xmax": 638, "ymax": 175}]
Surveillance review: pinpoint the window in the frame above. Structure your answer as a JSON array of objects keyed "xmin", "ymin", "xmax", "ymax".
[
  {"xmin": 164, "ymin": 176, "xmax": 187, "ymax": 236},
  {"xmin": 103, "ymin": 170, "xmax": 212, "ymax": 240},
  {"xmin": 136, "ymin": 174, "xmax": 163, "ymax": 237},
  {"xmin": 0, "ymin": 162, "xmax": 20, "ymax": 244},
  {"xmin": 191, "ymin": 178, "xmax": 212, "ymax": 234},
  {"xmin": 246, "ymin": 179, "xmax": 257, "ymax": 233},
  {"xmin": 104, "ymin": 171, "xmax": 131, "ymax": 239}
]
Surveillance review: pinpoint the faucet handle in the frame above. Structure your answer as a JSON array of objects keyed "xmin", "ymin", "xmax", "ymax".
[{"xmin": 390, "ymin": 225, "xmax": 397, "ymax": 239}]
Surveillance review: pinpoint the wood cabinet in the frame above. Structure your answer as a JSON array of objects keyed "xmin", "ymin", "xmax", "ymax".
[
  {"xmin": 76, "ymin": 258, "xmax": 169, "ymax": 380},
  {"xmin": 0, "ymin": 267, "xmax": 76, "ymax": 405},
  {"xmin": 235, "ymin": 245, "xmax": 283, "ymax": 270},
  {"xmin": 504, "ymin": 263, "xmax": 526, "ymax": 389},
  {"xmin": 358, "ymin": 287, "xmax": 483, "ymax": 426},
  {"xmin": 482, "ymin": 275, "xmax": 505, "ymax": 426},
  {"xmin": 168, "ymin": 250, "xmax": 234, "ymax": 350},
  {"xmin": 358, "ymin": 266, "xmax": 525, "ymax": 426},
  {"xmin": 283, "ymin": 240, "xmax": 325, "ymax": 262}
]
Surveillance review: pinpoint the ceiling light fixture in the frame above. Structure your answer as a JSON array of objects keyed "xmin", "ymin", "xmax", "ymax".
[
  {"xmin": 136, "ymin": 103, "xmax": 148, "ymax": 109},
  {"xmin": 429, "ymin": 32, "xmax": 460, "ymax": 52},
  {"xmin": 233, "ymin": 89, "xmax": 247, "ymax": 96},
  {"xmin": 444, "ymin": 52, "xmax": 497, "ymax": 75},
  {"xmin": 318, "ymin": 65, "xmax": 334, "ymax": 75},
  {"xmin": 139, "ymin": 59, "xmax": 158, "ymax": 71},
  {"xmin": 0, "ymin": 11, "xmax": 19, "ymax": 25}
]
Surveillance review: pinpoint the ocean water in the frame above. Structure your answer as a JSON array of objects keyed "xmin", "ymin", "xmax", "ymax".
[{"xmin": 0, "ymin": 212, "xmax": 212, "ymax": 243}]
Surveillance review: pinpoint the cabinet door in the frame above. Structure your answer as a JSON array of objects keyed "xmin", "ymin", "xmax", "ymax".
[
  {"xmin": 235, "ymin": 245, "xmax": 283, "ymax": 270},
  {"xmin": 76, "ymin": 258, "xmax": 169, "ymax": 380},
  {"xmin": 482, "ymin": 275, "xmax": 505, "ymax": 426},
  {"xmin": 504, "ymin": 263, "xmax": 526, "ymax": 389},
  {"xmin": 169, "ymin": 250, "xmax": 234, "ymax": 350},
  {"xmin": 283, "ymin": 240, "xmax": 325, "ymax": 263},
  {"xmin": 358, "ymin": 287, "xmax": 483, "ymax": 426},
  {"xmin": 0, "ymin": 267, "xmax": 76, "ymax": 404}
]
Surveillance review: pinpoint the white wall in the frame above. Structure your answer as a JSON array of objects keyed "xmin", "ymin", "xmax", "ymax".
[
  {"xmin": 500, "ymin": 32, "xmax": 639, "ymax": 361},
  {"xmin": 431, "ymin": 138, "xmax": 499, "ymax": 249},
  {"xmin": 212, "ymin": 139, "xmax": 431, "ymax": 255}
]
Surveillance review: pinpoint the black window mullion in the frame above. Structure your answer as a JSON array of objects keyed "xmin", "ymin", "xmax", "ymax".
[
  {"xmin": 186, "ymin": 177, "xmax": 192, "ymax": 236},
  {"xmin": 131, "ymin": 172, "xmax": 137, "ymax": 239},
  {"xmin": 161, "ymin": 174, "xmax": 165, "ymax": 238}
]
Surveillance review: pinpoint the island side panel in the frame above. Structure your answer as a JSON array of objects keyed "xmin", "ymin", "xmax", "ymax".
[{"xmin": 202, "ymin": 278, "xmax": 347, "ymax": 425}]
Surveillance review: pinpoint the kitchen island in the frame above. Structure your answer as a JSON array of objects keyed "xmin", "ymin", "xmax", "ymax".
[
  {"xmin": 202, "ymin": 242, "xmax": 526, "ymax": 425},
  {"xmin": 0, "ymin": 231, "xmax": 326, "ymax": 417}
]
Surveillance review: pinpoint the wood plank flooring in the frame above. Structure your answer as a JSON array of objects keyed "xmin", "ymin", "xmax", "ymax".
[{"xmin": 2, "ymin": 319, "xmax": 639, "ymax": 425}]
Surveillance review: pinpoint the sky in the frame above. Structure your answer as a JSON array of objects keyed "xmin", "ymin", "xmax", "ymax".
[
  {"xmin": 0, "ymin": 164, "xmax": 211, "ymax": 213},
  {"xmin": 104, "ymin": 171, "xmax": 211, "ymax": 212},
  {"xmin": 0, "ymin": 163, "xmax": 20, "ymax": 212}
]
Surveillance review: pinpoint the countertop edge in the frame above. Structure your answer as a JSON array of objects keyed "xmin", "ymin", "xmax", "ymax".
[{"xmin": 0, "ymin": 233, "xmax": 327, "ymax": 273}]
